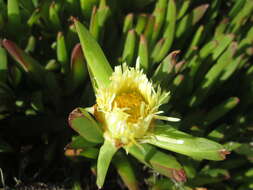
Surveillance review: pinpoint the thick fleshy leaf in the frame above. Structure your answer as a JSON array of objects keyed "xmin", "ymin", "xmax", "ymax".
[
  {"xmin": 153, "ymin": 0, "xmax": 176, "ymax": 63},
  {"xmin": 176, "ymin": 4, "xmax": 209, "ymax": 38},
  {"xmin": 146, "ymin": 124, "xmax": 230, "ymax": 160},
  {"xmin": 67, "ymin": 135, "xmax": 97, "ymax": 149},
  {"xmin": 89, "ymin": 4, "xmax": 111, "ymax": 43},
  {"xmin": 128, "ymin": 144, "xmax": 186, "ymax": 182},
  {"xmin": 2, "ymin": 39, "xmax": 45, "ymax": 85},
  {"xmin": 66, "ymin": 43, "xmax": 88, "ymax": 93},
  {"xmin": 203, "ymin": 97, "xmax": 239, "ymax": 126},
  {"xmin": 113, "ymin": 151, "xmax": 139, "ymax": 190},
  {"xmin": 184, "ymin": 25, "xmax": 204, "ymax": 59},
  {"xmin": 49, "ymin": 1, "xmax": 62, "ymax": 31},
  {"xmin": 189, "ymin": 42, "xmax": 237, "ymax": 107},
  {"xmin": 65, "ymin": 147, "xmax": 99, "ymax": 159},
  {"xmin": 74, "ymin": 19, "xmax": 113, "ymax": 89},
  {"xmin": 25, "ymin": 35, "xmax": 36, "ymax": 53},
  {"xmin": 123, "ymin": 13, "xmax": 134, "ymax": 34},
  {"xmin": 57, "ymin": 32, "xmax": 68, "ymax": 74},
  {"xmin": 150, "ymin": 0, "xmax": 167, "ymax": 47},
  {"xmin": 152, "ymin": 50, "xmax": 179, "ymax": 86},
  {"xmin": 176, "ymin": 0, "xmax": 191, "ymax": 20},
  {"xmin": 0, "ymin": 45, "xmax": 7, "ymax": 82},
  {"xmin": 138, "ymin": 35, "xmax": 149, "ymax": 72},
  {"xmin": 97, "ymin": 140, "xmax": 118, "ymax": 188},
  {"xmin": 7, "ymin": 0, "xmax": 21, "ymax": 34},
  {"xmin": 65, "ymin": 135, "xmax": 99, "ymax": 159},
  {"xmin": 80, "ymin": 0, "xmax": 99, "ymax": 20},
  {"xmin": 144, "ymin": 15, "xmax": 155, "ymax": 46},
  {"xmin": 122, "ymin": 29, "xmax": 136, "ymax": 66},
  {"xmin": 68, "ymin": 108, "xmax": 104, "ymax": 144},
  {"xmin": 229, "ymin": 0, "xmax": 246, "ymax": 18},
  {"xmin": 212, "ymin": 34, "xmax": 234, "ymax": 60},
  {"xmin": 135, "ymin": 14, "xmax": 147, "ymax": 35},
  {"xmin": 80, "ymin": 147, "xmax": 99, "ymax": 159}
]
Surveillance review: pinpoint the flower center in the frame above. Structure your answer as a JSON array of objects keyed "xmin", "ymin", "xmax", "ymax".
[{"xmin": 113, "ymin": 91, "xmax": 146, "ymax": 123}]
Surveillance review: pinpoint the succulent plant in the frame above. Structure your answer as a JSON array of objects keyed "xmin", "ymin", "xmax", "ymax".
[{"xmin": 0, "ymin": 0, "xmax": 252, "ymax": 189}]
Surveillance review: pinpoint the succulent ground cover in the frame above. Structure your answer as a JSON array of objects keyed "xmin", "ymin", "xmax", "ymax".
[{"xmin": 0, "ymin": 0, "xmax": 253, "ymax": 190}]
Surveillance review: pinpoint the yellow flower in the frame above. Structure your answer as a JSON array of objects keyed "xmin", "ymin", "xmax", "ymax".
[{"xmin": 94, "ymin": 62, "xmax": 179, "ymax": 148}]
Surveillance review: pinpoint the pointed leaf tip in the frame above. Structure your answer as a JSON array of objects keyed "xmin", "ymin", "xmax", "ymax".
[
  {"xmin": 68, "ymin": 108, "xmax": 104, "ymax": 143},
  {"xmin": 2, "ymin": 39, "xmax": 28, "ymax": 71},
  {"xmin": 74, "ymin": 20, "xmax": 113, "ymax": 88},
  {"xmin": 171, "ymin": 168, "xmax": 187, "ymax": 182},
  {"xmin": 219, "ymin": 149, "xmax": 230, "ymax": 160},
  {"xmin": 71, "ymin": 43, "xmax": 82, "ymax": 64}
]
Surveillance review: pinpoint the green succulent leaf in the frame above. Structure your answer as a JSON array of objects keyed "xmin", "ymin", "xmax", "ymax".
[
  {"xmin": 153, "ymin": 0, "xmax": 176, "ymax": 63},
  {"xmin": 146, "ymin": 124, "xmax": 230, "ymax": 161},
  {"xmin": 113, "ymin": 151, "xmax": 139, "ymax": 190},
  {"xmin": 68, "ymin": 135, "xmax": 97, "ymax": 149},
  {"xmin": 57, "ymin": 32, "xmax": 69, "ymax": 74},
  {"xmin": 68, "ymin": 108, "xmax": 104, "ymax": 144},
  {"xmin": 7, "ymin": 0, "xmax": 21, "ymax": 34},
  {"xmin": 128, "ymin": 144, "xmax": 186, "ymax": 182},
  {"xmin": 203, "ymin": 97, "xmax": 240, "ymax": 126},
  {"xmin": 122, "ymin": 29, "xmax": 137, "ymax": 66},
  {"xmin": 80, "ymin": 0, "xmax": 99, "ymax": 20},
  {"xmin": 80, "ymin": 147, "xmax": 99, "ymax": 159},
  {"xmin": 138, "ymin": 35, "xmax": 149, "ymax": 72},
  {"xmin": 74, "ymin": 20, "xmax": 113, "ymax": 89},
  {"xmin": 66, "ymin": 43, "xmax": 88, "ymax": 94},
  {"xmin": 0, "ymin": 45, "xmax": 7, "ymax": 82},
  {"xmin": 97, "ymin": 139, "xmax": 118, "ymax": 188},
  {"xmin": 2, "ymin": 39, "xmax": 45, "ymax": 85}
]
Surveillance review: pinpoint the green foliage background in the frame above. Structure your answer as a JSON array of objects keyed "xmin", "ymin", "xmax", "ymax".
[{"xmin": 0, "ymin": 0, "xmax": 253, "ymax": 189}]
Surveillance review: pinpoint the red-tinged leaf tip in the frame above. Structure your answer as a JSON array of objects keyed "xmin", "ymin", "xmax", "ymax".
[
  {"xmin": 50, "ymin": 1, "xmax": 56, "ymax": 8},
  {"xmin": 192, "ymin": 46, "xmax": 198, "ymax": 50},
  {"xmin": 71, "ymin": 43, "xmax": 83, "ymax": 67},
  {"xmin": 228, "ymin": 34, "xmax": 235, "ymax": 40},
  {"xmin": 2, "ymin": 39, "xmax": 29, "ymax": 71},
  {"xmin": 195, "ymin": 4, "xmax": 209, "ymax": 15},
  {"xmin": 91, "ymin": 6, "xmax": 97, "ymax": 15},
  {"xmin": 71, "ymin": 16, "xmax": 79, "ymax": 24},
  {"xmin": 129, "ymin": 29, "xmax": 136, "ymax": 34},
  {"xmin": 152, "ymin": 162, "xmax": 187, "ymax": 182},
  {"xmin": 139, "ymin": 13, "xmax": 147, "ymax": 17},
  {"xmin": 154, "ymin": 23, "xmax": 159, "ymax": 32},
  {"xmin": 57, "ymin": 31, "xmax": 63, "ymax": 38},
  {"xmin": 224, "ymin": 173, "xmax": 231, "ymax": 180},
  {"xmin": 221, "ymin": 18, "xmax": 229, "ymax": 24},
  {"xmin": 170, "ymin": 50, "xmax": 181, "ymax": 66},
  {"xmin": 158, "ymin": 38, "xmax": 165, "ymax": 45},
  {"xmin": 140, "ymin": 35, "xmax": 147, "ymax": 44},
  {"xmin": 234, "ymin": 97, "xmax": 240, "ymax": 104},
  {"xmin": 126, "ymin": 13, "xmax": 134, "ymax": 18},
  {"xmin": 149, "ymin": 15, "xmax": 155, "ymax": 20},
  {"xmin": 231, "ymin": 42, "xmax": 238, "ymax": 55},
  {"xmin": 219, "ymin": 149, "xmax": 230, "ymax": 160},
  {"xmin": 177, "ymin": 74, "xmax": 184, "ymax": 82},
  {"xmin": 91, "ymin": 167, "xmax": 97, "ymax": 176},
  {"xmin": 68, "ymin": 108, "xmax": 83, "ymax": 128},
  {"xmin": 171, "ymin": 169, "xmax": 187, "ymax": 182},
  {"xmin": 202, "ymin": 4, "xmax": 209, "ymax": 11},
  {"xmin": 175, "ymin": 61, "xmax": 185, "ymax": 72}
]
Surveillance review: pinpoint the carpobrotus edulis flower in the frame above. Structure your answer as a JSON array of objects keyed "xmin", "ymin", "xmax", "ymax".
[{"xmin": 93, "ymin": 62, "xmax": 180, "ymax": 148}]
